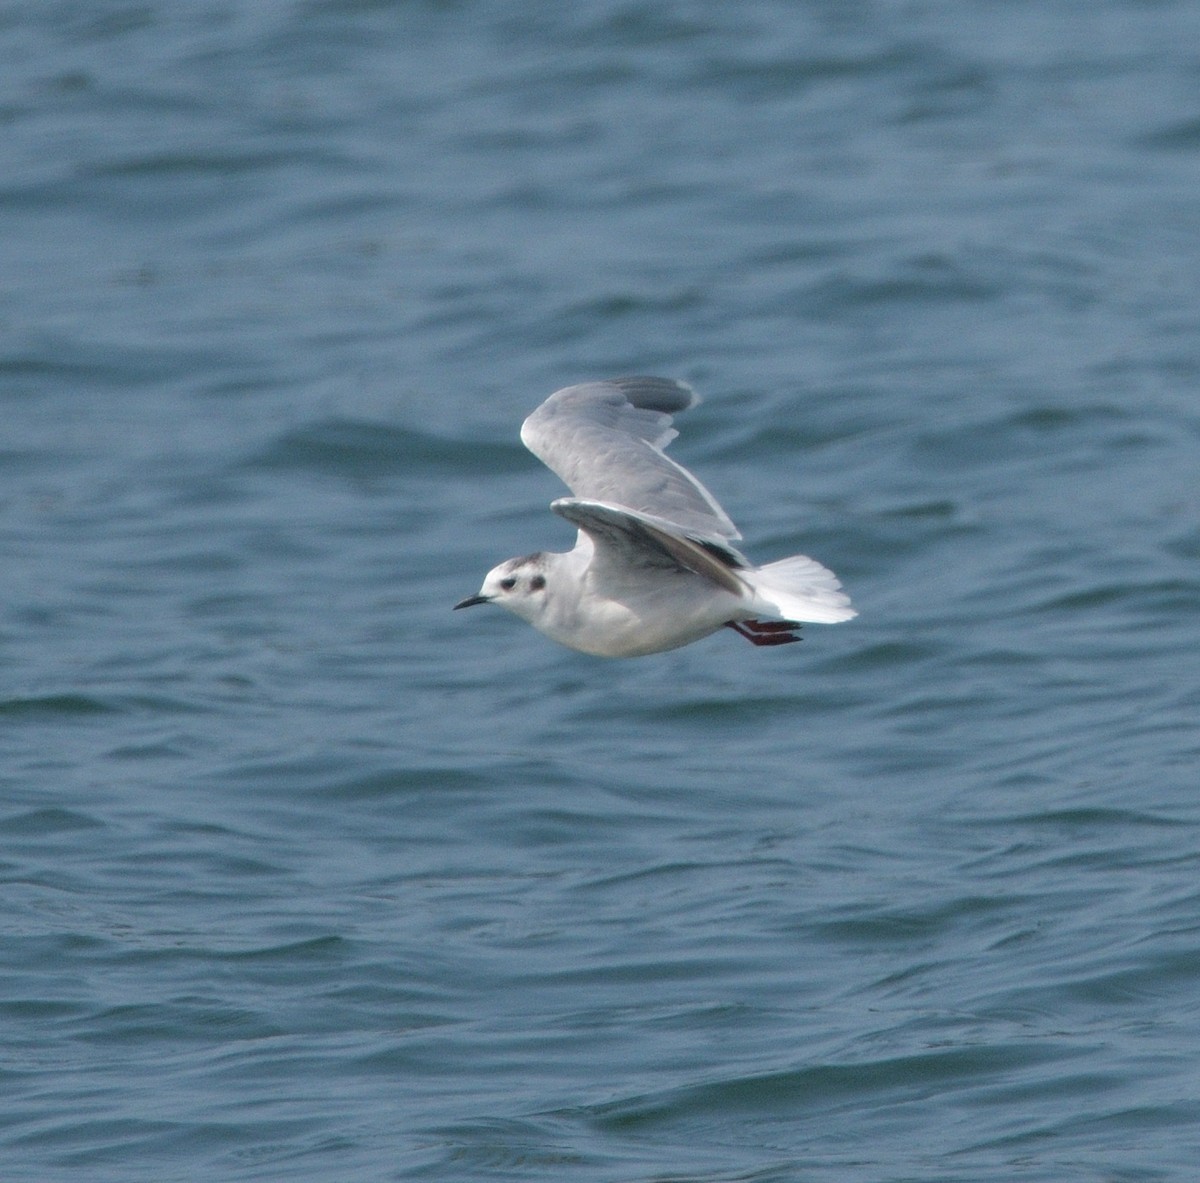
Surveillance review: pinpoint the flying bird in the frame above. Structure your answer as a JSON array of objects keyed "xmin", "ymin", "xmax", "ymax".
[{"xmin": 455, "ymin": 377, "xmax": 855, "ymax": 657}]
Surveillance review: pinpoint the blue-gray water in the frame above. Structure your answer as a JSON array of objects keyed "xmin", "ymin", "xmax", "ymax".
[{"xmin": 3, "ymin": 3, "xmax": 1200, "ymax": 1180}]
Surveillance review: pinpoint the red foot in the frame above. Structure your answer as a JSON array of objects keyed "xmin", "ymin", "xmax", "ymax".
[{"xmin": 725, "ymin": 619, "xmax": 803, "ymax": 647}]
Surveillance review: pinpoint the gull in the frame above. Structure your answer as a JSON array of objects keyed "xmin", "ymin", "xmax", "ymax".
[{"xmin": 455, "ymin": 376, "xmax": 856, "ymax": 657}]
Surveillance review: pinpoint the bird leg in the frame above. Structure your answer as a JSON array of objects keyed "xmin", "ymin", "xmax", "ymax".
[{"xmin": 724, "ymin": 619, "xmax": 803, "ymax": 646}]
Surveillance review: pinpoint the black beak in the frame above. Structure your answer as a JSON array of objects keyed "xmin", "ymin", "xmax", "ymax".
[{"xmin": 454, "ymin": 594, "xmax": 491, "ymax": 610}]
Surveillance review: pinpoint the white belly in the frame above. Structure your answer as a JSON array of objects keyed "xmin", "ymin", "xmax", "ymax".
[{"xmin": 538, "ymin": 576, "xmax": 744, "ymax": 657}]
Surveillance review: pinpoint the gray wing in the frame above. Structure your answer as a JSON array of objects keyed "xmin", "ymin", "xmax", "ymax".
[
  {"xmin": 520, "ymin": 376, "xmax": 741, "ymax": 543},
  {"xmin": 552, "ymin": 499, "xmax": 750, "ymax": 596}
]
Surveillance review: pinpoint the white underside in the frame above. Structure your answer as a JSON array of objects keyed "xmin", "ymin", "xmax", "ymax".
[{"xmin": 514, "ymin": 542, "xmax": 855, "ymax": 658}]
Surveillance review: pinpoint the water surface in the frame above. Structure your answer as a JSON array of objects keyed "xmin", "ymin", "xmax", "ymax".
[{"xmin": 3, "ymin": 2, "xmax": 1199, "ymax": 1180}]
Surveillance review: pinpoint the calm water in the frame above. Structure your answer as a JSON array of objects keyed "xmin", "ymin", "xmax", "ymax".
[{"xmin": 3, "ymin": 2, "xmax": 1200, "ymax": 1180}]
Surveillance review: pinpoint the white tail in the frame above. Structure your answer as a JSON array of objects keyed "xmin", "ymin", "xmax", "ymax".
[{"xmin": 751, "ymin": 553, "xmax": 857, "ymax": 624}]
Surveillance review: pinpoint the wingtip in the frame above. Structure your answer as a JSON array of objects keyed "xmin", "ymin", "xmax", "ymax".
[{"xmin": 609, "ymin": 375, "xmax": 699, "ymax": 414}]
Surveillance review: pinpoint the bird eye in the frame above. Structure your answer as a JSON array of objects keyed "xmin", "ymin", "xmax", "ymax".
[
  {"xmin": 530, "ymin": 574, "xmax": 546, "ymax": 591},
  {"xmin": 499, "ymin": 577, "xmax": 516, "ymax": 591}
]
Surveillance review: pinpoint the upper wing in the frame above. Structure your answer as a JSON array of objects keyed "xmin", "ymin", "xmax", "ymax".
[
  {"xmin": 552, "ymin": 498, "xmax": 750, "ymax": 596},
  {"xmin": 520, "ymin": 376, "xmax": 740, "ymax": 543}
]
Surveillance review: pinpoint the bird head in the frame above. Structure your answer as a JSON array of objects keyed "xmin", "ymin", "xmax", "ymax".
[{"xmin": 455, "ymin": 553, "xmax": 550, "ymax": 623}]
